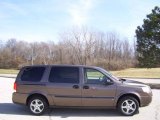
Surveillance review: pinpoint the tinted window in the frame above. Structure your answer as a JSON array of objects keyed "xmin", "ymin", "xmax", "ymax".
[
  {"xmin": 21, "ymin": 67, "xmax": 45, "ymax": 82},
  {"xmin": 49, "ymin": 67, "xmax": 79, "ymax": 83},
  {"xmin": 84, "ymin": 68, "xmax": 106, "ymax": 84}
]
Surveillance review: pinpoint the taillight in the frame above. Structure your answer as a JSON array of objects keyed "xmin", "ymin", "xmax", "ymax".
[{"xmin": 14, "ymin": 82, "xmax": 17, "ymax": 91}]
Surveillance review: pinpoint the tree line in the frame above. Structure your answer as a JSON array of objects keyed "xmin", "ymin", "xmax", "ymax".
[
  {"xmin": 0, "ymin": 28, "xmax": 136, "ymax": 70},
  {"xmin": 1, "ymin": 6, "xmax": 159, "ymax": 70},
  {"xmin": 136, "ymin": 6, "xmax": 160, "ymax": 68}
]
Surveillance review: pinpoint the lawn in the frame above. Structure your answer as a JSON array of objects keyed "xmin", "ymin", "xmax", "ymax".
[
  {"xmin": 0, "ymin": 68, "xmax": 160, "ymax": 78},
  {"xmin": 111, "ymin": 68, "xmax": 160, "ymax": 78},
  {"xmin": 0, "ymin": 69, "xmax": 19, "ymax": 74}
]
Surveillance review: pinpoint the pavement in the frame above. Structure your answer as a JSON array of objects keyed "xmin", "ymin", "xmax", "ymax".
[
  {"xmin": 124, "ymin": 78, "xmax": 160, "ymax": 84},
  {"xmin": 124, "ymin": 78, "xmax": 160, "ymax": 89},
  {"xmin": 0, "ymin": 77, "xmax": 160, "ymax": 120}
]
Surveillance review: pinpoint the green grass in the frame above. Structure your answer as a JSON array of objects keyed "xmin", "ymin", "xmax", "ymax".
[
  {"xmin": 0, "ymin": 69, "xmax": 19, "ymax": 74},
  {"xmin": 87, "ymin": 72, "xmax": 104, "ymax": 77},
  {"xmin": 0, "ymin": 68, "xmax": 160, "ymax": 78},
  {"xmin": 111, "ymin": 68, "xmax": 160, "ymax": 78},
  {"xmin": 88, "ymin": 68, "xmax": 160, "ymax": 78}
]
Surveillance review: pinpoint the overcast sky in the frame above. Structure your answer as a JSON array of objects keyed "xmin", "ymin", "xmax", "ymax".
[{"xmin": 0, "ymin": 0, "xmax": 159, "ymax": 42}]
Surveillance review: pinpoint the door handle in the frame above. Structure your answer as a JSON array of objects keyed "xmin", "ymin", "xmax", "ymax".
[
  {"xmin": 73, "ymin": 85, "xmax": 79, "ymax": 89},
  {"xmin": 83, "ymin": 85, "xmax": 89, "ymax": 89}
]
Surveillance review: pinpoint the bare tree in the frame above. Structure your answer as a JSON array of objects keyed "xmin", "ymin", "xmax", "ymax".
[{"xmin": 0, "ymin": 27, "xmax": 136, "ymax": 70}]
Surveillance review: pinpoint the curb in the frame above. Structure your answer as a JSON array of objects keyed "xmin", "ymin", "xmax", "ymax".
[
  {"xmin": 0, "ymin": 75, "xmax": 17, "ymax": 79},
  {"xmin": 147, "ymin": 83, "xmax": 160, "ymax": 89},
  {"xmin": 124, "ymin": 77, "xmax": 160, "ymax": 79}
]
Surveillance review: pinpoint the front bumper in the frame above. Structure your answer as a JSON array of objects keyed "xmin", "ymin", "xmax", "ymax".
[{"xmin": 140, "ymin": 94, "xmax": 152, "ymax": 107}]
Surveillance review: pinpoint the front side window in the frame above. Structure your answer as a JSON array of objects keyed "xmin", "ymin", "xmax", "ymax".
[
  {"xmin": 49, "ymin": 67, "xmax": 79, "ymax": 83},
  {"xmin": 84, "ymin": 68, "xmax": 107, "ymax": 84},
  {"xmin": 21, "ymin": 67, "xmax": 45, "ymax": 82}
]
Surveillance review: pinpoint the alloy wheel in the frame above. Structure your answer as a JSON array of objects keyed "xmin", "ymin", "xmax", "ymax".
[{"xmin": 30, "ymin": 99, "xmax": 44, "ymax": 114}]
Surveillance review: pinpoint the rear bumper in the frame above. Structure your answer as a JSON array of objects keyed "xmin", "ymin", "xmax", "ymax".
[{"xmin": 12, "ymin": 92, "xmax": 28, "ymax": 105}]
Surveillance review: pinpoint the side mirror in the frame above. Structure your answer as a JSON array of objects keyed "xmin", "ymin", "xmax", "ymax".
[{"xmin": 103, "ymin": 78, "xmax": 114, "ymax": 85}]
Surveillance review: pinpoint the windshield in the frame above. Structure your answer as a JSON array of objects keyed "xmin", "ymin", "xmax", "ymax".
[{"xmin": 97, "ymin": 67, "xmax": 120, "ymax": 81}]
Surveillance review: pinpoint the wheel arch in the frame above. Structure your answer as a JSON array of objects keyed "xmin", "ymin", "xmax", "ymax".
[
  {"xmin": 26, "ymin": 93, "xmax": 49, "ymax": 106},
  {"xmin": 116, "ymin": 93, "xmax": 141, "ymax": 107}
]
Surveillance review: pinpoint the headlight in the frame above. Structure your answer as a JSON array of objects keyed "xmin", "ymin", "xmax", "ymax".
[{"xmin": 142, "ymin": 86, "xmax": 151, "ymax": 93}]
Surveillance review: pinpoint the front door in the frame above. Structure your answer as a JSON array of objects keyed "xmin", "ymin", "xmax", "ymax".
[
  {"xmin": 82, "ymin": 68, "xmax": 117, "ymax": 107},
  {"xmin": 46, "ymin": 66, "xmax": 81, "ymax": 106}
]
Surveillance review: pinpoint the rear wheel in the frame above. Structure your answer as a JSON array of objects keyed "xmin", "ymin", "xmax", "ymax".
[
  {"xmin": 118, "ymin": 96, "xmax": 139, "ymax": 116},
  {"xmin": 28, "ymin": 96, "xmax": 48, "ymax": 115}
]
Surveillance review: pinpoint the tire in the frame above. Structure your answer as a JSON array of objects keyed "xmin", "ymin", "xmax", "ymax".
[
  {"xmin": 28, "ymin": 96, "xmax": 48, "ymax": 115},
  {"xmin": 118, "ymin": 96, "xmax": 139, "ymax": 116}
]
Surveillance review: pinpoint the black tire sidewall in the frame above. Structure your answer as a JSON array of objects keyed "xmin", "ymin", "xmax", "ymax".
[
  {"xmin": 118, "ymin": 96, "xmax": 139, "ymax": 116},
  {"xmin": 28, "ymin": 96, "xmax": 48, "ymax": 115}
]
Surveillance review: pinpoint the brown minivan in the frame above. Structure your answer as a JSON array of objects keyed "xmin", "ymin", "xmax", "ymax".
[{"xmin": 12, "ymin": 65, "xmax": 152, "ymax": 116}]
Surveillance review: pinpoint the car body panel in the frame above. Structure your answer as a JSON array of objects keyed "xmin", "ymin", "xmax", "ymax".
[
  {"xmin": 12, "ymin": 65, "xmax": 152, "ymax": 109},
  {"xmin": 81, "ymin": 83, "xmax": 117, "ymax": 107},
  {"xmin": 46, "ymin": 83, "xmax": 82, "ymax": 106}
]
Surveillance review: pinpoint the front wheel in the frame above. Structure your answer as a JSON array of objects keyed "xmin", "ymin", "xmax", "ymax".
[
  {"xmin": 118, "ymin": 96, "xmax": 139, "ymax": 116},
  {"xmin": 28, "ymin": 96, "xmax": 48, "ymax": 115}
]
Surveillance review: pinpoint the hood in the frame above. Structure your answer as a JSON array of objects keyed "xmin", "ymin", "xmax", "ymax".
[{"xmin": 120, "ymin": 79, "xmax": 148, "ymax": 87}]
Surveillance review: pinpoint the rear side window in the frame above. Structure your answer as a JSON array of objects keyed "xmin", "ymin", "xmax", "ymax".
[
  {"xmin": 21, "ymin": 67, "xmax": 45, "ymax": 82},
  {"xmin": 49, "ymin": 67, "xmax": 79, "ymax": 83}
]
